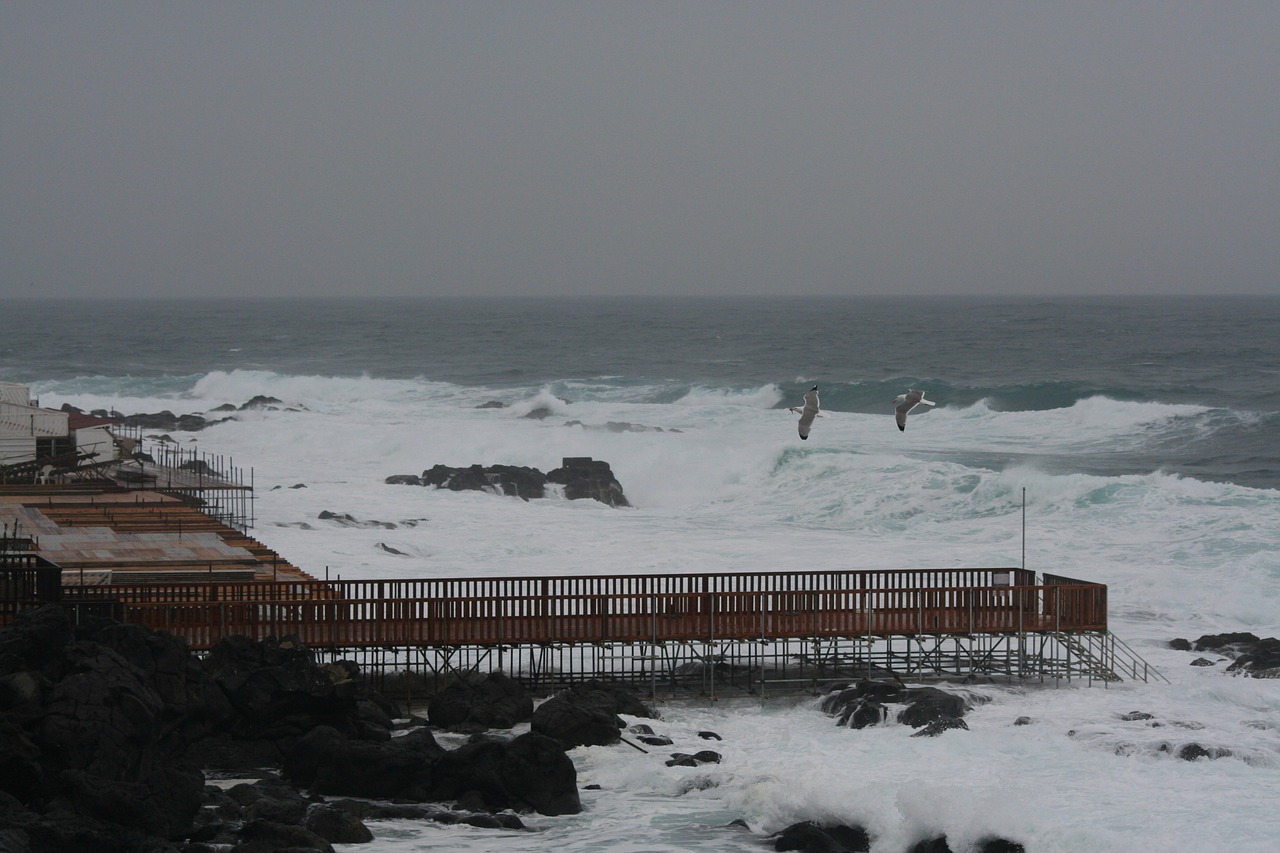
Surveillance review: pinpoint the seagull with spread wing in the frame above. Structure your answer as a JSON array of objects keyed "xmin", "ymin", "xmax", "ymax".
[
  {"xmin": 790, "ymin": 385, "xmax": 821, "ymax": 440},
  {"xmin": 893, "ymin": 389, "xmax": 934, "ymax": 432}
]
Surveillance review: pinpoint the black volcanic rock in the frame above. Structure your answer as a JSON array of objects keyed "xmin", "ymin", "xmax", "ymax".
[
  {"xmin": 288, "ymin": 728, "xmax": 582, "ymax": 817},
  {"xmin": 302, "ymin": 802, "xmax": 375, "ymax": 844},
  {"xmin": 427, "ymin": 732, "xmax": 582, "ymax": 816},
  {"xmin": 112, "ymin": 396, "xmax": 295, "ymax": 434},
  {"xmin": 531, "ymin": 682, "xmax": 653, "ymax": 749},
  {"xmin": 547, "ymin": 457, "xmax": 629, "ymax": 507},
  {"xmin": 772, "ymin": 820, "xmax": 871, "ymax": 853},
  {"xmin": 1225, "ymin": 638, "xmax": 1280, "ymax": 676},
  {"xmin": 118, "ymin": 410, "xmax": 223, "ymax": 432},
  {"xmin": 0, "ymin": 606, "xmax": 206, "ymax": 849},
  {"xmin": 910, "ymin": 717, "xmax": 970, "ymax": 737},
  {"xmin": 0, "ymin": 606, "xmax": 584, "ymax": 848},
  {"xmin": 198, "ymin": 634, "xmax": 389, "ymax": 750},
  {"xmin": 0, "ymin": 609, "xmax": 589, "ymax": 850},
  {"xmin": 1176, "ymin": 633, "xmax": 1280, "ymax": 677},
  {"xmin": 428, "ymin": 672, "xmax": 534, "ymax": 731},
  {"xmin": 239, "ymin": 395, "xmax": 284, "ymax": 410},
  {"xmin": 421, "ymin": 464, "xmax": 547, "ymax": 500},
  {"xmin": 1193, "ymin": 632, "xmax": 1259, "ymax": 652},
  {"xmin": 895, "ymin": 687, "xmax": 969, "ymax": 727},
  {"xmin": 390, "ymin": 458, "xmax": 629, "ymax": 506},
  {"xmin": 75, "ymin": 620, "xmax": 235, "ymax": 755},
  {"xmin": 281, "ymin": 725, "xmax": 443, "ymax": 800},
  {"xmin": 820, "ymin": 680, "xmax": 974, "ymax": 731}
]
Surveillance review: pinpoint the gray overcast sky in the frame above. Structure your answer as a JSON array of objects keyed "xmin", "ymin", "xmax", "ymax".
[{"xmin": 2, "ymin": 2, "xmax": 1277, "ymax": 300}]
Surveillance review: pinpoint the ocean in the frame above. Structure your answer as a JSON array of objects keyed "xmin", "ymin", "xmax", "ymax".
[{"xmin": 4, "ymin": 295, "xmax": 1279, "ymax": 852}]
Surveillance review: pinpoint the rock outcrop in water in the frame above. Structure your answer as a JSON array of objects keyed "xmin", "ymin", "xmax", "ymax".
[
  {"xmin": 386, "ymin": 456, "xmax": 630, "ymax": 507},
  {"xmin": 547, "ymin": 457, "xmax": 630, "ymax": 507},
  {"xmin": 819, "ymin": 680, "xmax": 980, "ymax": 733},
  {"xmin": 766, "ymin": 821, "xmax": 1026, "ymax": 853},
  {"xmin": 1169, "ymin": 632, "xmax": 1280, "ymax": 677},
  {"xmin": 65, "ymin": 396, "xmax": 305, "ymax": 435}
]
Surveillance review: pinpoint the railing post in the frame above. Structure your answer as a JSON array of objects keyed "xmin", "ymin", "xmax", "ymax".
[
  {"xmin": 376, "ymin": 581, "xmax": 384, "ymax": 644},
  {"xmin": 708, "ymin": 583, "xmax": 716, "ymax": 700}
]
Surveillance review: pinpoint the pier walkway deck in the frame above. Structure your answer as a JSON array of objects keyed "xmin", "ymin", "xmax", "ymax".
[
  {"xmin": 54, "ymin": 568, "xmax": 1161, "ymax": 695},
  {"xmin": 3, "ymin": 484, "xmax": 1161, "ymax": 697}
]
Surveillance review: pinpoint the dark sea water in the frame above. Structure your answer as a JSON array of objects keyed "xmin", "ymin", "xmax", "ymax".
[{"xmin": 4, "ymin": 295, "xmax": 1278, "ymax": 489}]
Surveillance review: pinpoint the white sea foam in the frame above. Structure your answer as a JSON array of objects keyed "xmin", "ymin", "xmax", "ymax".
[
  {"xmin": 672, "ymin": 383, "xmax": 785, "ymax": 408},
  {"xmin": 37, "ymin": 373, "xmax": 1280, "ymax": 853}
]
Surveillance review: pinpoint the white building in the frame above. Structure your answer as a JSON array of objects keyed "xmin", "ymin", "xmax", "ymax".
[{"xmin": 0, "ymin": 382, "xmax": 121, "ymax": 477}]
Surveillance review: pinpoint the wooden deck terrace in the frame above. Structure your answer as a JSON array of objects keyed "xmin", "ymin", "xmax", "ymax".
[
  {"xmin": 58, "ymin": 567, "xmax": 1107, "ymax": 651},
  {"xmin": 0, "ymin": 484, "xmax": 309, "ymax": 584}
]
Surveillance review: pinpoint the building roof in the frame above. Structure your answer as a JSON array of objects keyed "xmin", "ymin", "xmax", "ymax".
[{"xmin": 66, "ymin": 411, "xmax": 117, "ymax": 431}]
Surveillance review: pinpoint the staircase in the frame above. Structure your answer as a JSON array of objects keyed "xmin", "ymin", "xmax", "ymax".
[{"xmin": 1050, "ymin": 631, "xmax": 1168, "ymax": 684}]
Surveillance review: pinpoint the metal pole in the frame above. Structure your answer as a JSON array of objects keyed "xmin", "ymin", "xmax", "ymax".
[
  {"xmin": 708, "ymin": 590, "xmax": 716, "ymax": 700},
  {"xmin": 651, "ymin": 594, "xmax": 658, "ymax": 701}
]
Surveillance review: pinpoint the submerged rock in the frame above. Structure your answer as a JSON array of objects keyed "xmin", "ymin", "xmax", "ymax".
[
  {"xmin": 910, "ymin": 717, "xmax": 969, "ymax": 737},
  {"xmin": 771, "ymin": 820, "xmax": 871, "ymax": 853},
  {"xmin": 665, "ymin": 750, "xmax": 721, "ymax": 767},
  {"xmin": 821, "ymin": 680, "xmax": 975, "ymax": 732}
]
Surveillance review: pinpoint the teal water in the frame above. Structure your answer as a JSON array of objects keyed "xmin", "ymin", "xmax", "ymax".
[{"xmin": 4, "ymin": 295, "xmax": 1277, "ymax": 488}]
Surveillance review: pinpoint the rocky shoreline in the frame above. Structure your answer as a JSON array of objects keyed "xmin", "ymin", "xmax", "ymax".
[
  {"xmin": 5, "ymin": 602, "xmax": 1273, "ymax": 853},
  {"xmin": 0, "ymin": 605, "xmax": 593, "ymax": 853},
  {"xmin": 0, "ymin": 603, "xmax": 1029, "ymax": 853}
]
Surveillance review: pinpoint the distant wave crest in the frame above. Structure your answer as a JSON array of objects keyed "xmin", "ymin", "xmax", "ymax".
[{"xmin": 673, "ymin": 383, "xmax": 784, "ymax": 408}]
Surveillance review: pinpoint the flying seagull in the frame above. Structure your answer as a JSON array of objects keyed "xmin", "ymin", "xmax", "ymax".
[
  {"xmin": 893, "ymin": 389, "xmax": 934, "ymax": 431},
  {"xmin": 790, "ymin": 385, "xmax": 821, "ymax": 440}
]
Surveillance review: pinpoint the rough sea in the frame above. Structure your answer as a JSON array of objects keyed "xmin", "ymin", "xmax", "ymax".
[{"xmin": 4, "ymin": 295, "xmax": 1279, "ymax": 853}]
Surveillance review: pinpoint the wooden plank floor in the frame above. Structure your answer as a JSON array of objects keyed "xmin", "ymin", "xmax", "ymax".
[{"xmin": 0, "ymin": 484, "xmax": 312, "ymax": 584}]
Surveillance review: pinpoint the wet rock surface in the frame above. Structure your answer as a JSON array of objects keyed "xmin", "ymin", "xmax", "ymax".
[
  {"xmin": 0, "ymin": 606, "xmax": 592, "ymax": 851},
  {"xmin": 1170, "ymin": 632, "xmax": 1280, "ymax": 677},
  {"xmin": 387, "ymin": 457, "xmax": 629, "ymax": 506}
]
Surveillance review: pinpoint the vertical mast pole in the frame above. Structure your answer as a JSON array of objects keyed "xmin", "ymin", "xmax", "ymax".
[{"xmin": 1021, "ymin": 487, "xmax": 1026, "ymax": 572}]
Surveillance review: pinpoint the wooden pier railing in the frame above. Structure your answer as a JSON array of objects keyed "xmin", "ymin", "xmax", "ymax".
[
  {"xmin": 0, "ymin": 551, "xmax": 62, "ymax": 622},
  {"xmin": 56, "ymin": 567, "xmax": 1107, "ymax": 651}
]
